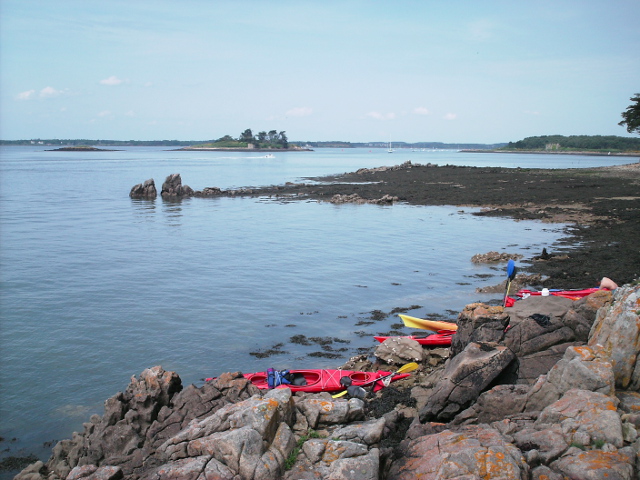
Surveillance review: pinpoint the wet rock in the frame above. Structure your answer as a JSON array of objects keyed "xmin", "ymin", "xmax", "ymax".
[
  {"xmin": 129, "ymin": 178, "xmax": 157, "ymax": 198},
  {"xmin": 470, "ymin": 251, "xmax": 523, "ymax": 263},
  {"xmin": 589, "ymin": 284, "xmax": 640, "ymax": 390},
  {"xmin": 328, "ymin": 193, "xmax": 398, "ymax": 205},
  {"xmin": 419, "ymin": 342, "xmax": 516, "ymax": 422}
]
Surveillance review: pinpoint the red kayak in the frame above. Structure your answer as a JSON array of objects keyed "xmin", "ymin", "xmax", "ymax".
[
  {"xmin": 206, "ymin": 369, "xmax": 410, "ymax": 393},
  {"xmin": 516, "ymin": 287, "xmax": 601, "ymax": 301},
  {"xmin": 375, "ymin": 330, "xmax": 455, "ymax": 347}
]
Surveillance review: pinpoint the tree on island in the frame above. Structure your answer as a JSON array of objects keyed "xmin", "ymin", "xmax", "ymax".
[
  {"xmin": 619, "ymin": 93, "xmax": 640, "ymax": 135},
  {"xmin": 238, "ymin": 129, "xmax": 288, "ymax": 149}
]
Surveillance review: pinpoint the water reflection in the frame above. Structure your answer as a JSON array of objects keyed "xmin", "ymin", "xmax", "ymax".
[
  {"xmin": 130, "ymin": 198, "xmax": 157, "ymax": 222},
  {"xmin": 162, "ymin": 197, "xmax": 188, "ymax": 226}
]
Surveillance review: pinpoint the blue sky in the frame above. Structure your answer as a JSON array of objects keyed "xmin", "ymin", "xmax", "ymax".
[{"xmin": 1, "ymin": 0, "xmax": 638, "ymax": 143}]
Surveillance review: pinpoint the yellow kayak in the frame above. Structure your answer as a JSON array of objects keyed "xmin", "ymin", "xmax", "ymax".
[{"xmin": 399, "ymin": 314, "xmax": 458, "ymax": 332}]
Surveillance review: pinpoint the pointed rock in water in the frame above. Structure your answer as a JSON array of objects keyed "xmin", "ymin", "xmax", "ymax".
[
  {"xmin": 129, "ymin": 178, "xmax": 157, "ymax": 198},
  {"xmin": 161, "ymin": 173, "xmax": 194, "ymax": 198}
]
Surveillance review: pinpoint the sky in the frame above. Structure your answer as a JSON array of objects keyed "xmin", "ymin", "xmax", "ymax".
[{"xmin": 1, "ymin": 0, "xmax": 639, "ymax": 144}]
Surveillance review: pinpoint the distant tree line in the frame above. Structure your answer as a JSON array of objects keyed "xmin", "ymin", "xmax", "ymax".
[
  {"xmin": 0, "ymin": 139, "xmax": 197, "ymax": 146},
  {"xmin": 502, "ymin": 135, "xmax": 640, "ymax": 152}
]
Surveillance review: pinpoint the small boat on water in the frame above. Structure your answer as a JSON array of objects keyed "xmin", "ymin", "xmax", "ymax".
[
  {"xmin": 375, "ymin": 330, "xmax": 455, "ymax": 347},
  {"xmin": 206, "ymin": 368, "xmax": 410, "ymax": 393},
  {"xmin": 264, "ymin": 153, "xmax": 275, "ymax": 158}
]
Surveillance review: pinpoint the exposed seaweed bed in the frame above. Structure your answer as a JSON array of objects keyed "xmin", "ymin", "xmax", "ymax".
[{"xmin": 245, "ymin": 161, "xmax": 640, "ymax": 289}]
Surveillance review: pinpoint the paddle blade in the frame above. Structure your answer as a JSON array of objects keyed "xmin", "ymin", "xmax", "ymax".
[
  {"xmin": 396, "ymin": 362, "xmax": 419, "ymax": 374},
  {"xmin": 507, "ymin": 259, "xmax": 516, "ymax": 280},
  {"xmin": 399, "ymin": 314, "xmax": 458, "ymax": 332}
]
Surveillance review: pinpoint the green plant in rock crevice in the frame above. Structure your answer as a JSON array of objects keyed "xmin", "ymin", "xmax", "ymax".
[{"xmin": 284, "ymin": 429, "xmax": 323, "ymax": 470}]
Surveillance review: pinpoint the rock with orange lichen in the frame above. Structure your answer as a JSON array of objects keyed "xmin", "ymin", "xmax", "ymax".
[
  {"xmin": 536, "ymin": 388, "xmax": 623, "ymax": 448},
  {"xmin": 551, "ymin": 448, "xmax": 635, "ymax": 480},
  {"xmin": 588, "ymin": 284, "xmax": 640, "ymax": 390},
  {"xmin": 387, "ymin": 424, "xmax": 529, "ymax": 480},
  {"xmin": 525, "ymin": 345, "xmax": 615, "ymax": 412}
]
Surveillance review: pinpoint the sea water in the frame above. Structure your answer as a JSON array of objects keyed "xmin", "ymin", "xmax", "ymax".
[{"xmin": 0, "ymin": 146, "xmax": 634, "ymax": 469}]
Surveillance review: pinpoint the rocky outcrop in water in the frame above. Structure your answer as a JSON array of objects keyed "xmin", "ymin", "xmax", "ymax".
[
  {"xmin": 129, "ymin": 179, "xmax": 157, "ymax": 199},
  {"xmin": 15, "ymin": 284, "xmax": 640, "ymax": 480},
  {"xmin": 160, "ymin": 174, "xmax": 194, "ymax": 198}
]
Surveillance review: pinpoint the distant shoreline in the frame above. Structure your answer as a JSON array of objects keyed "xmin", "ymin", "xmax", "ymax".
[
  {"xmin": 461, "ymin": 149, "xmax": 640, "ymax": 157},
  {"xmin": 175, "ymin": 147, "xmax": 313, "ymax": 152}
]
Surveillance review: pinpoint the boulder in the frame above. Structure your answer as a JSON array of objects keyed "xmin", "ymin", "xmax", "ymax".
[
  {"xmin": 374, "ymin": 337, "xmax": 424, "ymax": 365},
  {"xmin": 588, "ymin": 284, "xmax": 640, "ymax": 390},
  {"xmin": 525, "ymin": 345, "xmax": 615, "ymax": 413},
  {"xmin": 387, "ymin": 424, "xmax": 529, "ymax": 480},
  {"xmin": 161, "ymin": 173, "xmax": 194, "ymax": 198},
  {"xmin": 563, "ymin": 290, "xmax": 613, "ymax": 341},
  {"xmin": 129, "ymin": 178, "xmax": 157, "ymax": 198},
  {"xmin": 536, "ymin": 388, "xmax": 623, "ymax": 449},
  {"xmin": 286, "ymin": 440, "xmax": 379, "ymax": 480},
  {"xmin": 419, "ymin": 342, "xmax": 516, "ymax": 422},
  {"xmin": 551, "ymin": 449, "xmax": 635, "ymax": 480},
  {"xmin": 451, "ymin": 384, "xmax": 530, "ymax": 425},
  {"xmin": 450, "ymin": 303, "xmax": 510, "ymax": 357}
]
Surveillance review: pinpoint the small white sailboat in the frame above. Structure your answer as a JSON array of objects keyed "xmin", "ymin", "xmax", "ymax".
[{"xmin": 387, "ymin": 141, "xmax": 394, "ymax": 153}]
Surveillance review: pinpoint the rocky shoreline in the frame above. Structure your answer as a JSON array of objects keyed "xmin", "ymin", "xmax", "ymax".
[
  {"xmin": 14, "ymin": 284, "xmax": 640, "ymax": 479},
  {"xmin": 9, "ymin": 161, "xmax": 640, "ymax": 479}
]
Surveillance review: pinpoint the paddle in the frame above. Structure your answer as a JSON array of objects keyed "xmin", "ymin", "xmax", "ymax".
[
  {"xmin": 503, "ymin": 259, "xmax": 517, "ymax": 307},
  {"xmin": 331, "ymin": 362, "xmax": 419, "ymax": 398}
]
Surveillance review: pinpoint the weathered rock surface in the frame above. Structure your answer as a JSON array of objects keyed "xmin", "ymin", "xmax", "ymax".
[
  {"xmin": 525, "ymin": 345, "xmax": 615, "ymax": 413},
  {"xmin": 388, "ymin": 424, "xmax": 529, "ymax": 479},
  {"xmin": 589, "ymin": 284, "xmax": 640, "ymax": 390},
  {"xmin": 419, "ymin": 342, "xmax": 516, "ymax": 422},
  {"xmin": 129, "ymin": 179, "xmax": 157, "ymax": 199}
]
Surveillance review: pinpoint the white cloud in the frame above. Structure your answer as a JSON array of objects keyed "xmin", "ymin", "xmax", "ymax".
[
  {"xmin": 366, "ymin": 111, "xmax": 396, "ymax": 121},
  {"xmin": 98, "ymin": 110, "xmax": 111, "ymax": 117},
  {"xmin": 524, "ymin": 110, "xmax": 540, "ymax": 115},
  {"xmin": 39, "ymin": 86, "xmax": 63, "ymax": 98},
  {"xmin": 100, "ymin": 75, "xmax": 125, "ymax": 86},
  {"xmin": 124, "ymin": 110, "xmax": 135, "ymax": 117},
  {"xmin": 285, "ymin": 106, "xmax": 313, "ymax": 117},
  {"xmin": 413, "ymin": 107, "xmax": 430, "ymax": 115},
  {"xmin": 16, "ymin": 89, "xmax": 36, "ymax": 100},
  {"xmin": 444, "ymin": 113, "xmax": 457, "ymax": 120}
]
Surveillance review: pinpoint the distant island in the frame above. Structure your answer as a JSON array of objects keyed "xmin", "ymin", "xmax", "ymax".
[
  {"xmin": 473, "ymin": 135, "xmax": 640, "ymax": 156},
  {"xmin": 179, "ymin": 129, "xmax": 307, "ymax": 151},
  {"xmin": 45, "ymin": 146, "xmax": 120, "ymax": 152}
]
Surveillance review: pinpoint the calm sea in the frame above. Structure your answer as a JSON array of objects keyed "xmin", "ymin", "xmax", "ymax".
[{"xmin": 0, "ymin": 146, "xmax": 634, "ymax": 470}]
